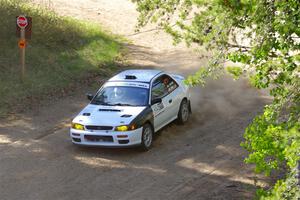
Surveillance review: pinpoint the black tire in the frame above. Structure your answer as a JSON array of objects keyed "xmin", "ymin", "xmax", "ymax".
[
  {"xmin": 140, "ymin": 123, "xmax": 153, "ymax": 151},
  {"xmin": 177, "ymin": 99, "xmax": 190, "ymax": 125}
]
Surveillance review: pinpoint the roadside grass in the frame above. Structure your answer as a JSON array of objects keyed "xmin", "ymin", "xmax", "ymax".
[{"xmin": 0, "ymin": 0, "xmax": 123, "ymax": 116}]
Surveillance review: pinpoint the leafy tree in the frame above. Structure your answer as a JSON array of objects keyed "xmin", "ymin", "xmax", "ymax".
[{"xmin": 133, "ymin": 0, "xmax": 300, "ymax": 199}]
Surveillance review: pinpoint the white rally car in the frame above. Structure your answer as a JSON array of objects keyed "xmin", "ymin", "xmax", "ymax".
[{"xmin": 70, "ymin": 69, "xmax": 191, "ymax": 150}]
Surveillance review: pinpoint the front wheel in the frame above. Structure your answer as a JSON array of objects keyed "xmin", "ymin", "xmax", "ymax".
[
  {"xmin": 177, "ymin": 99, "xmax": 190, "ymax": 125},
  {"xmin": 140, "ymin": 123, "xmax": 153, "ymax": 151}
]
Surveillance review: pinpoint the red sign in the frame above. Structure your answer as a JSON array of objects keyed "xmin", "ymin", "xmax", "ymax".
[
  {"xmin": 16, "ymin": 16, "xmax": 32, "ymax": 39},
  {"xmin": 17, "ymin": 15, "xmax": 28, "ymax": 28},
  {"xmin": 18, "ymin": 39, "xmax": 26, "ymax": 49}
]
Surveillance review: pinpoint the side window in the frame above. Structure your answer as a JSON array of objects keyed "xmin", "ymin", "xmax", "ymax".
[
  {"xmin": 151, "ymin": 75, "xmax": 178, "ymax": 100},
  {"xmin": 165, "ymin": 76, "xmax": 178, "ymax": 94},
  {"xmin": 151, "ymin": 78, "xmax": 167, "ymax": 100}
]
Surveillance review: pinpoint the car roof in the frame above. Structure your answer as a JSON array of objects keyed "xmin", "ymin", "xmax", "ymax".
[{"xmin": 108, "ymin": 69, "xmax": 163, "ymax": 83}]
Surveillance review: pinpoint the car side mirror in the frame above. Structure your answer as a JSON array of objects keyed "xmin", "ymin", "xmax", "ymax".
[
  {"xmin": 86, "ymin": 93, "xmax": 94, "ymax": 101},
  {"xmin": 151, "ymin": 98, "xmax": 162, "ymax": 105}
]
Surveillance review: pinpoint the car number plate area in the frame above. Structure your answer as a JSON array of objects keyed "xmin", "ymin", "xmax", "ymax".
[{"xmin": 84, "ymin": 135, "xmax": 113, "ymax": 142}]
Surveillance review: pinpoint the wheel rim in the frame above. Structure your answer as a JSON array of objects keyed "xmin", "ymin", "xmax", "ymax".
[
  {"xmin": 181, "ymin": 102, "xmax": 189, "ymax": 122},
  {"xmin": 143, "ymin": 127, "xmax": 152, "ymax": 147}
]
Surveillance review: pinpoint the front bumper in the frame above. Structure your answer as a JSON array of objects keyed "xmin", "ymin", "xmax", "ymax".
[{"xmin": 70, "ymin": 127, "xmax": 143, "ymax": 147}]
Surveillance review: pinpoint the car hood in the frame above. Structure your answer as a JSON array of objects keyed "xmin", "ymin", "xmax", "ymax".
[{"xmin": 72, "ymin": 104, "xmax": 146, "ymax": 126}]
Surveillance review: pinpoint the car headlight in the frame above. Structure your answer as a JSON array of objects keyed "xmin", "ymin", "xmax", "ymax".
[
  {"xmin": 115, "ymin": 124, "xmax": 136, "ymax": 131},
  {"xmin": 72, "ymin": 123, "xmax": 85, "ymax": 130}
]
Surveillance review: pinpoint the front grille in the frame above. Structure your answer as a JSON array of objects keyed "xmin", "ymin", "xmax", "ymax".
[
  {"xmin": 85, "ymin": 125, "xmax": 113, "ymax": 131},
  {"xmin": 84, "ymin": 135, "xmax": 113, "ymax": 142}
]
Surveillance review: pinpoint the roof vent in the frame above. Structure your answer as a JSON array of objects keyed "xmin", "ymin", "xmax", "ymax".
[{"xmin": 125, "ymin": 75, "xmax": 137, "ymax": 80}]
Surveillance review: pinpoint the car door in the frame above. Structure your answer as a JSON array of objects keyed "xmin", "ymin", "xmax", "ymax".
[
  {"xmin": 151, "ymin": 76, "xmax": 170, "ymax": 131},
  {"xmin": 163, "ymin": 75, "xmax": 181, "ymax": 118},
  {"xmin": 151, "ymin": 75, "xmax": 181, "ymax": 131}
]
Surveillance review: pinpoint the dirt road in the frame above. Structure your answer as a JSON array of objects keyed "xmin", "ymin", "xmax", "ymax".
[{"xmin": 0, "ymin": 1, "xmax": 270, "ymax": 199}]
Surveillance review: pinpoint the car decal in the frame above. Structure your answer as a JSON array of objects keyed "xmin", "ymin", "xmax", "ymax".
[
  {"xmin": 105, "ymin": 82, "xmax": 150, "ymax": 89},
  {"xmin": 154, "ymin": 110, "xmax": 165, "ymax": 118},
  {"xmin": 152, "ymin": 103, "xmax": 165, "ymax": 118},
  {"xmin": 152, "ymin": 102, "xmax": 164, "ymax": 112}
]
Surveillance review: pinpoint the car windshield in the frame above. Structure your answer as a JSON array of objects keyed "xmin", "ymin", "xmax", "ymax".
[{"xmin": 91, "ymin": 86, "xmax": 149, "ymax": 106}]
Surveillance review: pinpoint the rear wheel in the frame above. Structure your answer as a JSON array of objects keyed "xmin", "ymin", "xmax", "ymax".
[
  {"xmin": 141, "ymin": 123, "xmax": 153, "ymax": 151},
  {"xmin": 177, "ymin": 99, "xmax": 189, "ymax": 124}
]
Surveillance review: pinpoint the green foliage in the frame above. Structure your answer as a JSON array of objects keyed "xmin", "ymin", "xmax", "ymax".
[
  {"xmin": 226, "ymin": 66, "xmax": 243, "ymax": 80},
  {"xmin": 134, "ymin": 0, "xmax": 300, "ymax": 199},
  {"xmin": 0, "ymin": 0, "xmax": 121, "ymax": 115}
]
